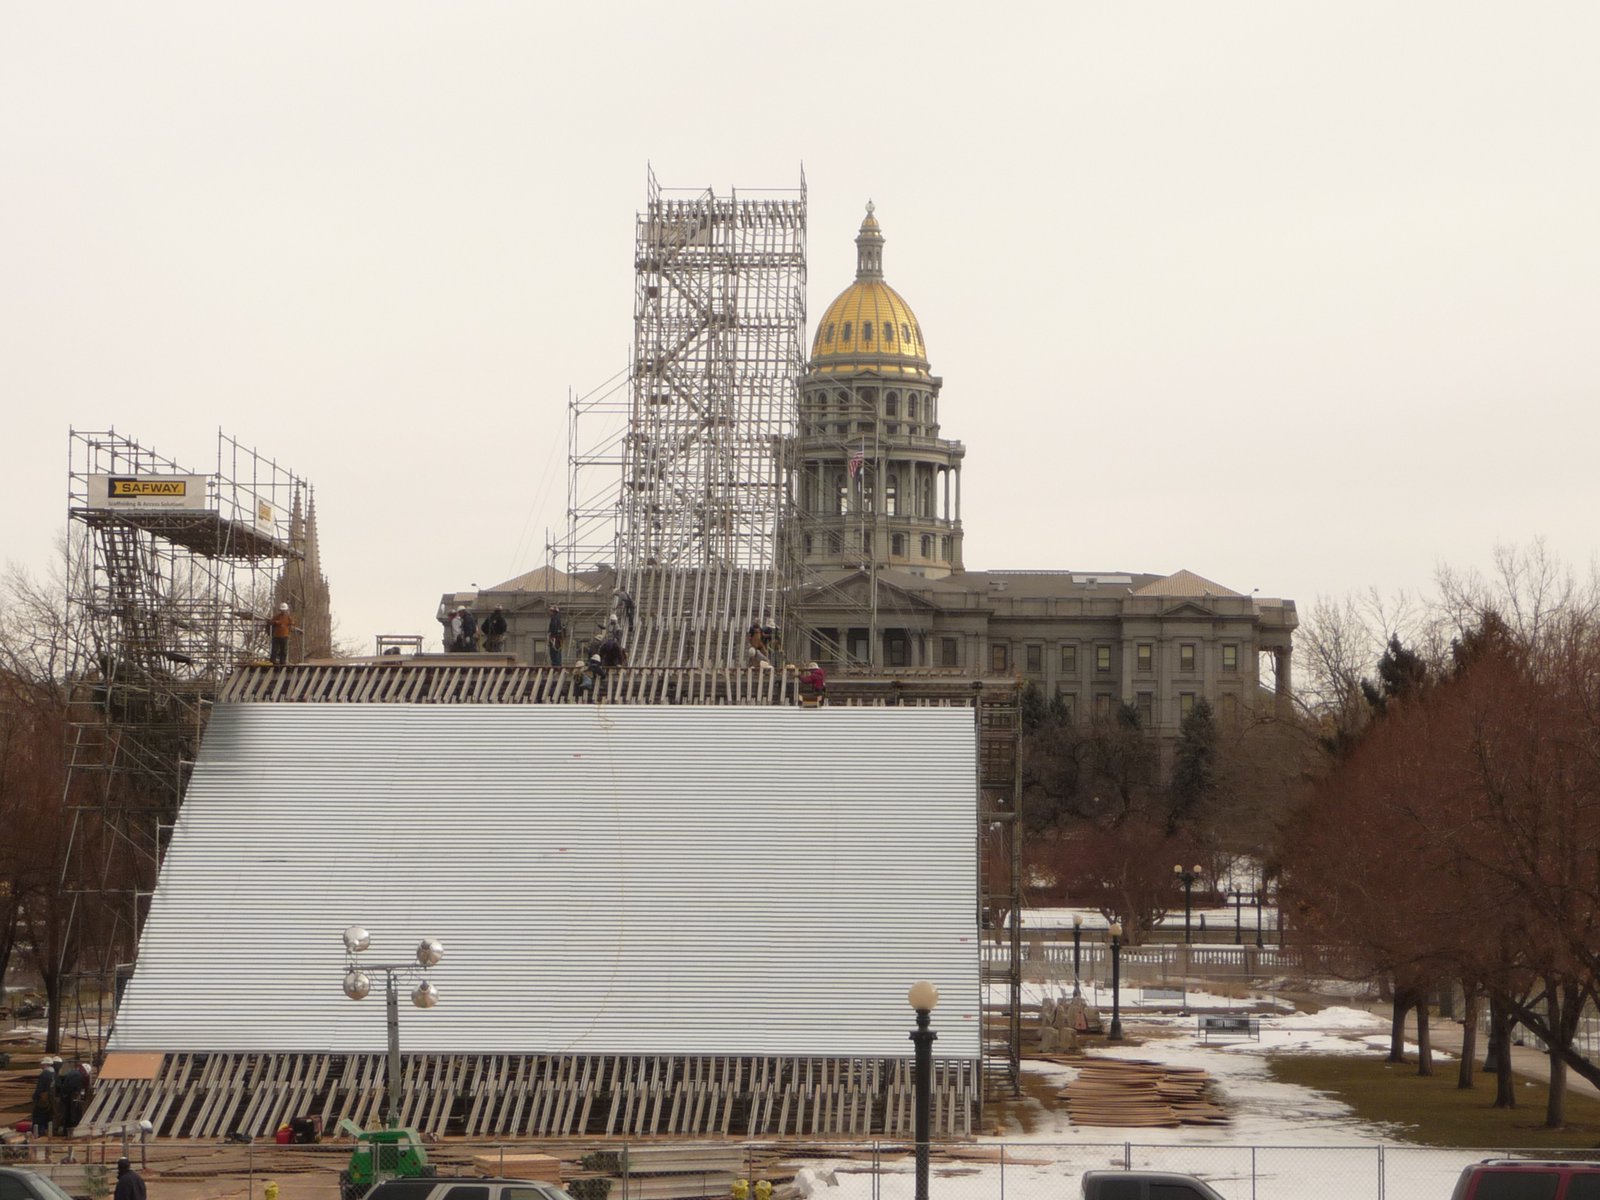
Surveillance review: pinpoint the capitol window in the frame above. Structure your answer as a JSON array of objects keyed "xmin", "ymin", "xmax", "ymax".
[
  {"xmin": 862, "ymin": 323, "xmax": 872, "ymax": 343},
  {"xmin": 841, "ymin": 321, "xmax": 852, "ymax": 341},
  {"xmin": 1180, "ymin": 643, "xmax": 1197, "ymax": 672},
  {"xmin": 902, "ymin": 323, "xmax": 912, "ymax": 343},
  {"xmin": 885, "ymin": 394, "xmax": 898, "ymax": 417},
  {"xmin": 1222, "ymin": 644, "xmax": 1238, "ymax": 672},
  {"xmin": 884, "ymin": 322, "xmax": 894, "ymax": 342},
  {"xmin": 825, "ymin": 323, "xmax": 834, "ymax": 344},
  {"xmin": 941, "ymin": 637, "xmax": 960, "ymax": 668},
  {"xmin": 907, "ymin": 396, "xmax": 918, "ymax": 420}
]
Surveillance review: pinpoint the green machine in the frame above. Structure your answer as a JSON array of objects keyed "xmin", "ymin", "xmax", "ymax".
[{"xmin": 336, "ymin": 1119, "xmax": 434, "ymax": 1200}]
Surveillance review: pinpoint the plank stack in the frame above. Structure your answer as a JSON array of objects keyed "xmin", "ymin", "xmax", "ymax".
[{"xmin": 1059, "ymin": 1058, "xmax": 1229, "ymax": 1129}]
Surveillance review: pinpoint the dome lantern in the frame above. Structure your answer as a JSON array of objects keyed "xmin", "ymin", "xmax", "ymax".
[{"xmin": 855, "ymin": 201, "xmax": 884, "ymax": 281}]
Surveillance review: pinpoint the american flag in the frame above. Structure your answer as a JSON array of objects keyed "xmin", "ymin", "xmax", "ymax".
[{"xmin": 848, "ymin": 446, "xmax": 864, "ymax": 480}]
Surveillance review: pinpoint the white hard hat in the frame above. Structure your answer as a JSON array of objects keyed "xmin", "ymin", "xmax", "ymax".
[{"xmin": 278, "ymin": 603, "xmax": 289, "ymax": 612}]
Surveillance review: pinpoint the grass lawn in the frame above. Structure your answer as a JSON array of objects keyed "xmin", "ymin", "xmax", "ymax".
[{"xmin": 1267, "ymin": 1054, "xmax": 1600, "ymax": 1148}]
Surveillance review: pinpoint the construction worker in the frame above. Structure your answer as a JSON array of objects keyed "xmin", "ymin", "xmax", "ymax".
[
  {"xmin": 114, "ymin": 1157, "xmax": 146, "ymax": 1200},
  {"xmin": 547, "ymin": 606, "xmax": 565, "ymax": 666},
  {"xmin": 746, "ymin": 621, "xmax": 769, "ymax": 666},
  {"xmin": 482, "ymin": 606, "xmax": 508, "ymax": 652},
  {"xmin": 30, "ymin": 1055, "xmax": 56, "ymax": 1137},
  {"xmin": 580, "ymin": 654, "xmax": 607, "ymax": 702},
  {"xmin": 55, "ymin": 1057, "xmax": 85, "ymax": 1135},
  {"xmin": 800, "ymin": 661, "xmax": 827, "ymax": 701},
  {"xmin": 613, "ymin": 587, "xmax": 635, "ymax": 635},
  {"xmin": 268, "ymin": 603, "xmax": 296, "ymax": 666},
  {"xmin": 598, "ymin": 625, "xmax": 627, "ymax": 668}
]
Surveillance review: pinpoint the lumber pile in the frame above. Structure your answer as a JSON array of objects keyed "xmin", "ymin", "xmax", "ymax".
[
  {"xmin": 473, "ymin": 1152, "xmax": 563, "ymax": 1182},
  {"xmin": 579, "ymin": 1145, "xmax": 765, "ymax": 1200},
  {"xmin": 1059, "ymin": 1058, "xmax": 1229, "ymax": 1129}
]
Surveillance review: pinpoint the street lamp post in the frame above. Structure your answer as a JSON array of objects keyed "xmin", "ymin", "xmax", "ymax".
[
  {"xmin": 1108, "ymin": 924, "xmax": 1124, "ymax": 1041},
  {"xmin": 342, "ymin": 926, "xmax": 444, "ymax": 1127},
  {"xmin": 1173, "ymin": 864, "xmax": 1202, "ymax": 944},
  {"xmin": 907, "ymin": 981, "xmax": 939, "ymax": 1200},
  {"xmin": 1071, "ymin": 914, "xmax": 1083, "ymax": 995},
  {"xmin": 1254, "ymin": 884, "xmax": 1265, "ymax": 949}
]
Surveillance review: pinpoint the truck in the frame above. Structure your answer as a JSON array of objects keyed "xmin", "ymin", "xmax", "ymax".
[{"xmin": 1080, "ymin": 1171, "xmax": 1227, "ymax": 1200}]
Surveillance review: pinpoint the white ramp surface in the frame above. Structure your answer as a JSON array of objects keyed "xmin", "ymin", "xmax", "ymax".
[{"xmin": 113, "ymin": 704, "xmax": 980, "ymax": 1059}]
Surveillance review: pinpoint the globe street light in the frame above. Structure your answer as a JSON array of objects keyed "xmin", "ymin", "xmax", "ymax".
[
  {"xmin": 1173, "ymin": 864, "xmax": 1202, "ymax": 944},
  {"xmin": 342, "ymin": 926, "xmax": 444, "ymax": 1127},
  {"xmin": 1108, "ymin": 924, "xmax": 1124, "ymax": 1042},
  {"xmin": 907, "ymin": 980, "xmax": 939, "ymax": 1200}
]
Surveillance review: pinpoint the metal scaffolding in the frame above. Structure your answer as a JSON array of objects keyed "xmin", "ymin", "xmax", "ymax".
[
  {"xmin": 557, "ymin": 367, "xmax": 631, "ymax": 580},
  {"xmin": 61, "ymin": 428, "xmax": 311, "ymax": 1047},
  {"xmin": 614, "ymin": 169, "xmax": 807, "ymax": 666}
]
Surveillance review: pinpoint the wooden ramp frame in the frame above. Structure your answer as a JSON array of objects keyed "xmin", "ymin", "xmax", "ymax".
[{"xmin": 81, "ymin": 1053, "xmax": 978, "ymax": 1139}]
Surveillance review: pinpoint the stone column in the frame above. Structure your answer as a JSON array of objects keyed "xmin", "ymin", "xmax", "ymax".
[{"xmin": 1275, "ymin": 646, "xmax": 1293, "ymax": 717}]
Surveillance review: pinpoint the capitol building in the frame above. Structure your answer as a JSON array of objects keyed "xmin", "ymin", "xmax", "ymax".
[{"xmin": 446, "ymin": 203, "xmax": 1297, "ymax": 750}]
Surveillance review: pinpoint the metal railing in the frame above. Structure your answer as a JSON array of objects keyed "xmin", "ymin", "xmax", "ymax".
[{"xmin": 13, "ymin": 1139, "xmax": 1595, "ymax": 1200}]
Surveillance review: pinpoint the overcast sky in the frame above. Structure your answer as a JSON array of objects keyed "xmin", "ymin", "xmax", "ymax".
[{"xmin": 4, "ymin": 3, "xmax": 1597, "ymax": 651}]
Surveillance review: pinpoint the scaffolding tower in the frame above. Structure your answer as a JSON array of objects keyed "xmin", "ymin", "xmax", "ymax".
[
  {"xmin": 61, "ymin": 429, "xmax": 310, "ymax": 1047},
  {"xmin": 550, "ymin": 176, "xmax": 1021, "ymax": 1091},
  {"xmin": 612, "ymin": 170, "xmax": 806, "ymax": 666}
]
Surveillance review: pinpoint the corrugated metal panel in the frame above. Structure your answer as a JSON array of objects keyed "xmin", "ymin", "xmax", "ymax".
[{"xmin": 113, "ymin": 704, "xmax": 980, "ymax": 1059}]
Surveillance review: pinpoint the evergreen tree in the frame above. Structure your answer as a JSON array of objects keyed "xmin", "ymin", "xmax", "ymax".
[
  {"xmin": 1019, "ymin": 679, "xmax": 1048, "ymax": 732},
  {"xmin": 1167, "ymin": 698, "xmax": 1217, "ymax": 835},
  {"xmin": 1360, "ymin": 634, "xmax": 1428, "ymax": 716}
]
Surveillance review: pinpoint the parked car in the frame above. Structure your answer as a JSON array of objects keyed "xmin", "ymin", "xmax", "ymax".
[
  {"xmin": 0, "ymin": 1167, "xmax": 81, "ymax": 1200},
  {"xmin": 366, "ymin": 1179, "xmax": 578, "ymax": 1200},
  {"xmin": 1451, "ymin": 1158, "xmax": 1600, "ymax": 1199},
  {"xmin": 1080, "ymin": 1170, "xmax": 1228, "ymax": 1200}
]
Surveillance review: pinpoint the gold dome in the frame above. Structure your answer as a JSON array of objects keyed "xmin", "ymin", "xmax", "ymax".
[{"xmin": 809, "ymin": 203, "xmax": 930, "ymax": 378}]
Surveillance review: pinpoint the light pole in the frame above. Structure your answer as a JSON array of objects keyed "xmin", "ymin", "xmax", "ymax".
[
  {"xmin": 1173, "ymin": 864, "xmax": 1202, "ymax": 944},
  {"xmin": 1071, "ymin": 914, "xmax": 1083, "ymax": 996},
  {"xmin": 1232, "ymin": 890, "xmax": 1244, "ymax": 946},
  {"xmin": 342, "ymin": 926, "xmax": 444, "ymax": 1128},
  {"xmin": 907, "ymin": 980, "xmax": 939, "ymax": 1200},
  {"xmin": 1254, "ymin": 883, "xmax": 1264, "ymax": 949},
  {"xmin": 1108, "ymin": 924, "xmax": 1124, "ymax": 1041}
]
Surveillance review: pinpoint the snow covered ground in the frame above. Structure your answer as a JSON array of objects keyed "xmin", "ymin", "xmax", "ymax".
[{"xmin": 790, "ymin": 995, "xmax": 1531, "ymax": 1200}]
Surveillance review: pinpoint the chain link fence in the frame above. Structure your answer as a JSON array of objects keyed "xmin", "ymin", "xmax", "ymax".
[{"xmin": 12, "ymin": 1139, "xmax": 1600, "ymax": 1200}]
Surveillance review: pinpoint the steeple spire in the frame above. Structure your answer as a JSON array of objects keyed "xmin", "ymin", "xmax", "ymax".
[{"xmin": 854, "ymin": 200, "xmax": 884, "ymax": 281}]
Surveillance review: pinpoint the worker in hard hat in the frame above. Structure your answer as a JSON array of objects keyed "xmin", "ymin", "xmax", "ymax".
[
  {"xmin": 268, "ymin": 602, "xmax": 297, "ymax": 666},
  {"xmin": 547, "ymin": 605, "xmax": 565, "ymax": 666}
]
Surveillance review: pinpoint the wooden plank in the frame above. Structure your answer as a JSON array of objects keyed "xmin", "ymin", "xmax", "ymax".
[
  {"xmin": 98, "ymin": 1052, "xmax": 165, "ymax": 1081},
  {"xmin": 576, "ymin": 1055, "xmax": 600, "ymax": 1135}
]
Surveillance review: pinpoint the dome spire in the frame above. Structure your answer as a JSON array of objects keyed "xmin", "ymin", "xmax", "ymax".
[{"xmin": 855, "ymin": 200, "xmax": 884, "ymax": 281}]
